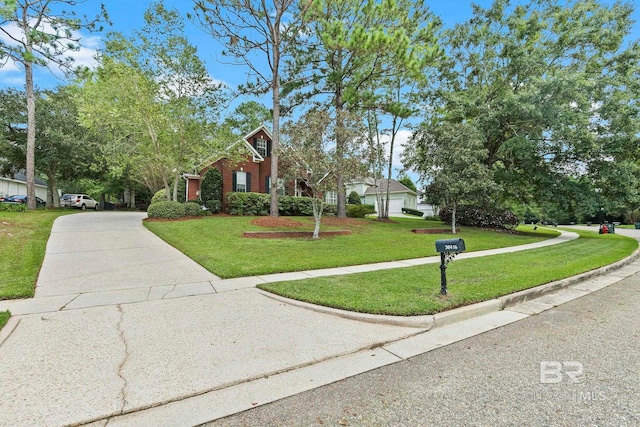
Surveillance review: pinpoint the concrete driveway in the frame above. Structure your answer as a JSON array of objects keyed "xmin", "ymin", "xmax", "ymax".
[{"xmin": 0, "ymin": 213, "xmax": 637, "ymax": 426}]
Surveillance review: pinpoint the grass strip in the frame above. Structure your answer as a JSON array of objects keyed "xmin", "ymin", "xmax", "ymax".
[
  {"xmin": 144, "ymin": 216, "xmax": 557, "ymax": 278},
  {"xmin": 259, "ymin": 231, "xmax": 638, "ymax": 316},
  {"xmin": 0, "ymin": 310, "xmax": 9, "ymax": 331},
  {"xmin": 0, "ymin": 210, "xmax": 72, "ymax": 300}
]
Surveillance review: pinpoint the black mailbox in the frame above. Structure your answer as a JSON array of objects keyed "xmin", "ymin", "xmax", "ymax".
[
  {"xmin": 435, "ymin": 238, "xmax": 466, "ymax": 295},
  {"xmin": 435, "ymin": 238, "xmax": 466, "ymax": 253}
]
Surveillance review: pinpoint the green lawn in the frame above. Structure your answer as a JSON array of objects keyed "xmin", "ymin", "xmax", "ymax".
[
  {"xmin": 0, "ymin": 210, "xmax": 72, "ymax": 300},
  {"xmin": 144, "ymin": 216, "xmax": 558, "ymax": 278},
  {"xmin": 0, "ymin": 311, "xmax": 9, "ymax": 331},
  {"xmin": 259, "ymin": 231, "xmax": 637, "ymax": 315}
]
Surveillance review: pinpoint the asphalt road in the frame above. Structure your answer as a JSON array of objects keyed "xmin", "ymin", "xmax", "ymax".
[{"xmin": 205, "ymin": 271, "xmax": 640, "ymax": 427}]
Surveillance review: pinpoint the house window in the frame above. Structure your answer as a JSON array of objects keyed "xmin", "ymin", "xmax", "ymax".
[
  {"xmin": 256, "ymin": 138, "xmax": 268, "ymax": 158},
  {"xmin": 265, "ymin": 176, "xmax": 271, "ymax": 193},
  {"xmin": 325, "ymin": 190, "xmax": 337, "ymax": 204},
  {"xmin": 234, "ymin": 171, "xmax": 251, "ymax": 192}
]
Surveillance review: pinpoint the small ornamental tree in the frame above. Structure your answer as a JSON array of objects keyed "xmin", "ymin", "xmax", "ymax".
[{"xmin": 280, "ymin": 109, "xmax": 365, "ymax": 238}]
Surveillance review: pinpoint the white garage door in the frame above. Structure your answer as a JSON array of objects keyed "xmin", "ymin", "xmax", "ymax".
[{"xmin": 376, "ymin": 198, "xmax": 404, "ymax": 214}]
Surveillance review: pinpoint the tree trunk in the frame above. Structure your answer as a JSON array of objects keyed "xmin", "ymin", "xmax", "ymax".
[
  {"xmin": 269, "ymin": 19, "xmax": 281, "ymax": 218},
  {"xmin": 25, "ymin": 60, "xmax": 36, "ymax": 210},
  {"xmin": 46, "ymin": 171, "xmax": 60, "ymax": 207},
  {"xmin": 335, "ymin": 68, "xmax": 347, "ymax": 218},
  {"xmin": 452, "ymin": 201, "xmax": 457, "ymax": 235},
  {"xmin": 172, "ymin": 174, "xmax": 179, "ymax": 202},
  {"xmin": 383, "ymin": 116, "xmax": 398, "ymax": 220},
  {"xmin": 311, "ymin": 196, "xmax": 323, "ymax": 239}
]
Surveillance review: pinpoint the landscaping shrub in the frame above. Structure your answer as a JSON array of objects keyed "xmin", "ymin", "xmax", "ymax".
[
  {"xmin": 0, "ymin": 203, "xmax": 27, "ymax": 212},
  {"xmin": 150, "ymin": 189, "xmax": 167, "ymax": 205},
  {"xmin": 279, "ymin": 196, "xmax": 315, "ymax": 216},
  {"xmin": 323, "ymin": 204, "xmax": 337, "ymax": 215},
  {"xmin": 402, "ymin": 207, "xmax": 424, "ymax": 217},
  {"xmin": 200, "ymin": 168, "xmax": 223, "ymax": 204},
  {"xmin": 348, "ymin": 191, "xmax": 361, "ymax": 205},
  {"xmin": 347, "ymin": 204, "xmax": 375, "ymax": 218},
  {"xmin": 205, "ymin": 199, "xmax": 222, "ymax": 214},
  {"xmin": 226, "ymin": 192, "xmax": 270, "ymax": 215},
  {"xmin": 439, "ymin": 205, "xmax": 519, "ymax": 230},
  {"xmin": 183, "ymin": 202, "xmax": 202, "ymax": 217},
  {"xmin": 147, "ymin": 201, "xmax": 186, "ymax": 219}
]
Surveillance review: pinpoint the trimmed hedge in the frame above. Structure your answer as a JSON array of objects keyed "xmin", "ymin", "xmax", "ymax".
[
  {"xmin": 226, "ymin": 192, "xmax": 270, "ymax": 216},
  {"xmin": 347, "ymin": 204, "xmax": 375, "ymax": 218},
  {"xmin": 147, "ymin": 201, "xmax": 186, "ymax": 219},
  {"xmin": 402, "ymin": 207, "xmax": 424, "ymax": 217},
  {"xmin": 183, "ymin": 202, "xmax": 203, "ymax": 217},
  {"xmin": 225, "ymin": 193, "xmax": 341, "ymax": 217},
  {"xmin": 439, "ymin": 205, "xmax": 519, "ymax": 230},
  {"xmin": 205, "ymin": 199, "xmax": 222, "ymax": 214}
]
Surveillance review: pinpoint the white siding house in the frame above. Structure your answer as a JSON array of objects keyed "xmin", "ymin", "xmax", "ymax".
[
  {"xmin": 345, "ymin": 178, "xmax": 418, "ymax": 215},
  {"xmin": 0, "ymin": 171, "xmax": 47, "ymax": 199}
]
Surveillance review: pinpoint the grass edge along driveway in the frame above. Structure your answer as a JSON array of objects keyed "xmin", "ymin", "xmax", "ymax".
[
  {"xmin": 144, "ymin": 216, "xmax": 559, "ymax": 279},
  {"xmin": 0, "ymin": 310, "xmax": 9, "ymax": 331},
  {"xmin": 0, "ymin": 210, "xmax": 73, "ymax": 300},
  {"xmin": 259, "ymin": 231, "xmax": 638, "ymax": 316}
]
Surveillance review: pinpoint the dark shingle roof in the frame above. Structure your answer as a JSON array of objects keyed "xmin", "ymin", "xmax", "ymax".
[
  {"xmin": 363, "ymin": 179, "xmax": 416, "ymax": 195},
  {"xmin": 2, "ymin": 170, "xmax": 47, "ymax": 186}
]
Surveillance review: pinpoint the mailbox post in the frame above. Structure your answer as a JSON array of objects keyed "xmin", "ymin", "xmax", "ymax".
[{"xmin": 435, "ymin": 238, "xmax": 466, "ymax": 295}]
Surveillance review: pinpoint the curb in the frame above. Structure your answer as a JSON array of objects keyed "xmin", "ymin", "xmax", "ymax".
[{"xmin": 259, "ymin": 246, "xmax": 640, "ymax": 329}]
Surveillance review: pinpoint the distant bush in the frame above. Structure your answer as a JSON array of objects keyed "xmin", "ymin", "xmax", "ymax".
[
  {"xmin": 226, "ymin": 192, "xmax": 270, "ymax": 215},
  {"xmin": 439, "ymin": 205, "xmax": 519, "ymax": 230},
  {"xmin": 147, "ymin": 201, "xmax": 186, "ymax": 219},
  {"xmin": 347, "ymin": 204, "xmax": 375, "ymax": 218},
  {"xmin": 402, "ymin": 207, "xmax": 424, "ymax": 217},
  {"xmin": 323, "ymin": 203, "xmax": 337, "ymax": 216},
  {"xmin": 0, "ymin": 203, "xmax": 27, "ymax": 212},
  {"xmin": 150, "ymin": 189, "xmax": 167, "ymax": 205},
  {"xmin": 183, "ymin": 202, "xmax": 202, "ymax": 217},
  {"xmin": 279, "ymin": 196, "xmax": 315, "ymax": 216},
  {"xmin": 348, "ymin": 191, "xmax": 361, "ymax": 205},
  {"xmin": 204, "ymin": 199, "xmax": 222, "ymax": 214}
]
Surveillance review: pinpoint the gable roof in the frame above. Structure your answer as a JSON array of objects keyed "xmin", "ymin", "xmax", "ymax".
[
  {"xmin": 362, "ymin": 178, "xmax": 417, "ymax": 195},
  {"xmin": 1, "ymin": 170, "xmax": 47, "ymax": 187},
  {"xmin": 198, "ymin": 124, "xmax": 272, "ymax": 170}
]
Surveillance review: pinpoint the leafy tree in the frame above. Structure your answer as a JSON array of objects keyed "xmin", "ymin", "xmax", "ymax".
[
  {"xmin": 418, "ymin": 0, "xmax": 639, "ymax": 211},
  {"xmin": 192, "ymin": 0, "xmax": 314, "ymax": 218},
  {"xmin": 223, "ymin": 101, "xmax": 272, "ymax": 137},
  {"xmin": 406, "ymin": 121, "xmax": 497, "ymax": 234},
  {"xmin": 78, "ymin": 2, "xmax": 227, "ymax": 200},
  {"xmin": 281, "ymin": 109, "xmax": 365, "ymax": 238},
  {"xmin": 0, "ymin": 86, "xmax": 102, "ymax": 206},
  {"xmin": 293, "ymin": 0, "xmax": 440, "ymax": 218},
  {"xmin": 0, "ymin": 0, "xmax": 107, "ymax": 209},
  {"xmin": 397, "ymin": 175, "xmax": 417, "ymax": 193}
]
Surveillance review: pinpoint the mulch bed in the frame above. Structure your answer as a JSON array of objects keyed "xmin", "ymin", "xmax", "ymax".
[
  {"xmin": 251, "ymin": 217, "xmax": 306, "ymax": 228},
  {"xmin": 411, "ymin": 228, "xmax": 455, "ymax": 234},
  {"xmin": 244, "ymin": 230, "xmax": 352, "ymax": 239}
]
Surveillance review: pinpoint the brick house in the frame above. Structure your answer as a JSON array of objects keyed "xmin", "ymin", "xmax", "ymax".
[{"xmin": 184, "ymin": 125, "xmax": 275, "ymax": 206}]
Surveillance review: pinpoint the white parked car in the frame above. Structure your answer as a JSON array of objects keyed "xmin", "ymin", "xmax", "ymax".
[{"xmin": 64, "ymin": 194, "xmax": 99, "ymax": 210}]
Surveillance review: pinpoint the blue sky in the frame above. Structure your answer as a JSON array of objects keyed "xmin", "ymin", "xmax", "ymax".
[{"xmin": 1, "ymin": 0, "xmax": 638, "ymax": 180}]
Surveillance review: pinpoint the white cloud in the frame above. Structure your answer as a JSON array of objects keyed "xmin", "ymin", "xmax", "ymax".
[{"xmin": 0, "ymin": 18, "xmax": 102, "ymax": 83}]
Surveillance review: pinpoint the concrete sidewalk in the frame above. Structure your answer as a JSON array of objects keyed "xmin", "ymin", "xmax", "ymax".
[{"xmin": 0, "ymin": 213, "xmax": 637, "ymax": 427}]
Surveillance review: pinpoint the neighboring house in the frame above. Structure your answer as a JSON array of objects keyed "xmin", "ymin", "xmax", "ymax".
[
  {"xmin": 184, "ymin": 125, "xmax": 276, "ymax": 207},
  {"xmin": 0, "ymin": 170, "xmax": 47, "ymax": 200},
  {"xmin": 340, "ymin": 177, "xmax": 419, "ymax": 215}
]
